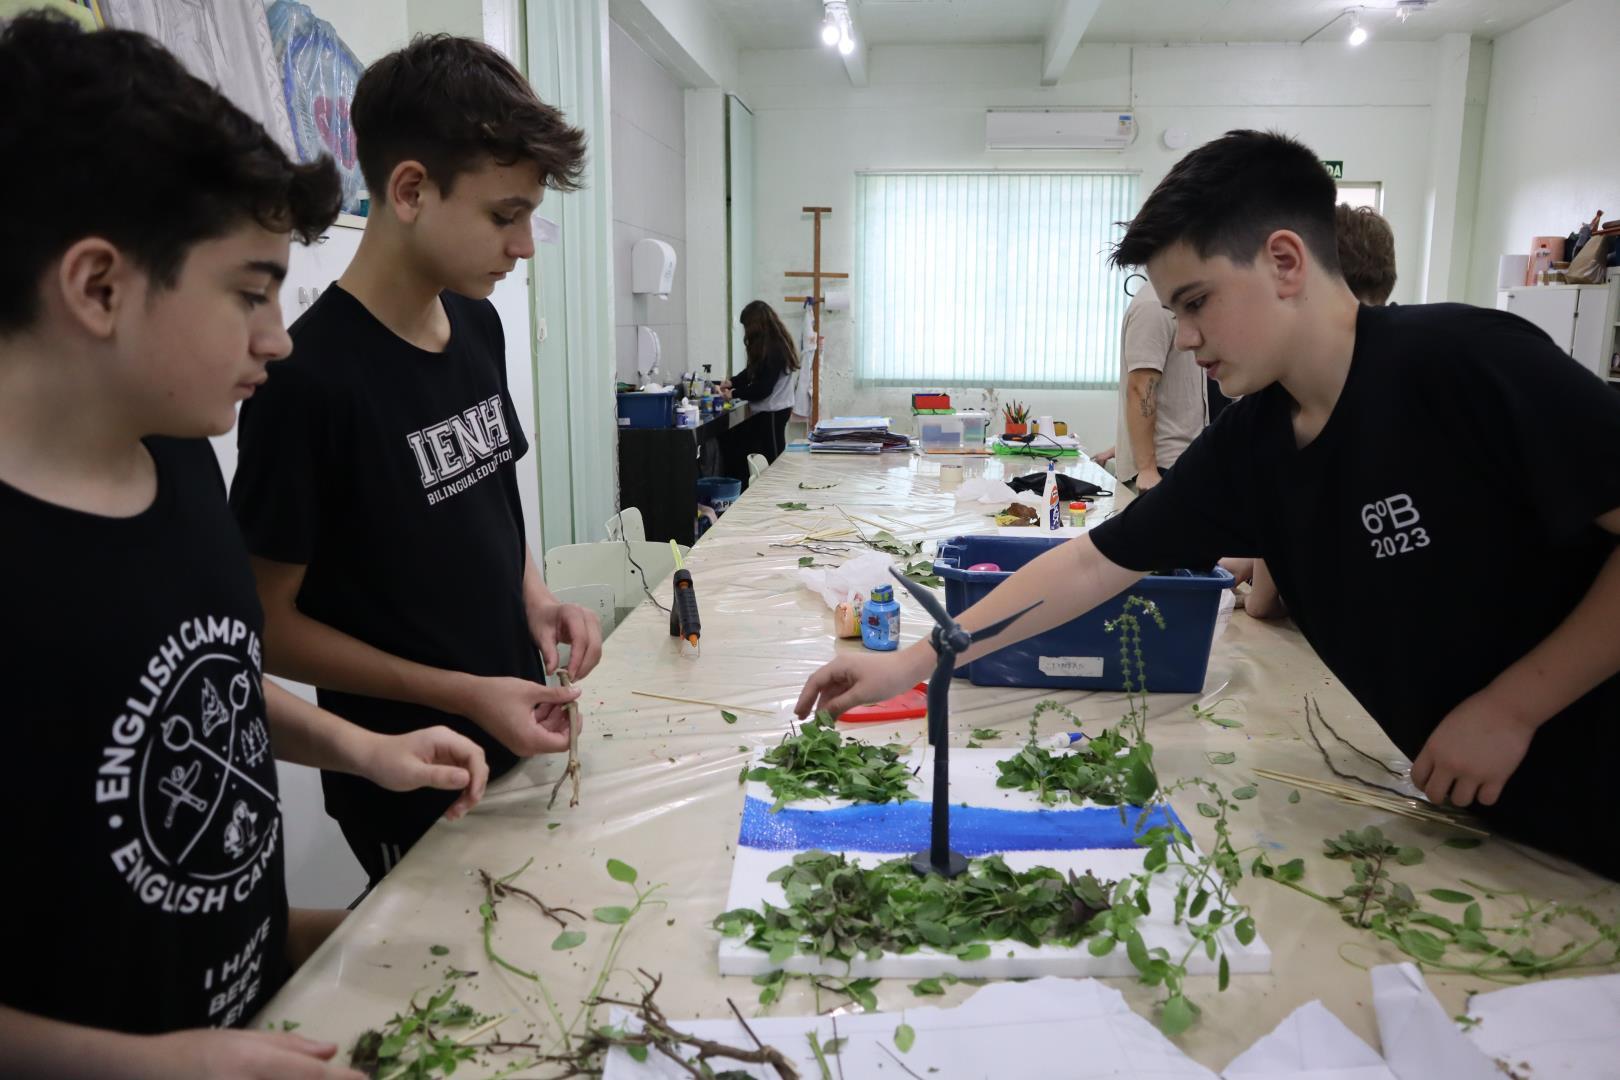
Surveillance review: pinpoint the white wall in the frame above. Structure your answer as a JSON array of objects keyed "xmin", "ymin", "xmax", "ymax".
[
  {"xmin": 1466, "ymin": 0, "xmax": 1620, "ymax": 307},
  {"xmin": 741, "ymin": 41, "xmax": 1441, "ymax": 449},
  {"xmin": 610, "ymin": 20, "xmax": 689, "ymax": 382}
]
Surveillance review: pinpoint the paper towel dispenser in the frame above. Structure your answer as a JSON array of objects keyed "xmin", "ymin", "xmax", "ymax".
[{"xmin": 632, "ymin": 238, "xmax": 677, "ymax": 298}]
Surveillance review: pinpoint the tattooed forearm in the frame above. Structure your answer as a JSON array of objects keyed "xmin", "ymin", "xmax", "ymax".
[{"xmin": 1137, "ymin": 374, "xmax": 1160, "ymax": 418}]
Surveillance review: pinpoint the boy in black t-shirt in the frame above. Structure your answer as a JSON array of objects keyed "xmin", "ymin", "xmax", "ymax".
[
  {"xmin": 230, "ymin": 36, "xmax": 604, "ymax": 884},
  {"xmin": 795, "ymin": 130, "xmax": 1620, "ymax": 880},
  {"xmin": 0, "ymin": 15, "xmax": 490, "ymax": 1077}
]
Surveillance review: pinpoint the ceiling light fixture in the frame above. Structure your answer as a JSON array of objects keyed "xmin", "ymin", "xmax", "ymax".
[
  {"xmin": 822, "ymin": 1, "xmax": 855, "ymax": 53},
  {"xmin": 1302, "ymin": 7, "xmax": 1371, "ymax": 47}
]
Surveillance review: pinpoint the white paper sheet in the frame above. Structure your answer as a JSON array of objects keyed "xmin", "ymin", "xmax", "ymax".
[
  {"xmin": 1462, "ymin": 973, "xmax": 1620, "ymax": 1078},
  {"xmin": 1370, "ymin": 963, "xmax": 1497, "ymax": 1080},
  {"xmin": 1222, "ymin": 1000, "xmax": 1395, "ymax": 1080},
  {"xmin": 602, "ymin": 977, "xmax": 1218, "ymax": 1079}
]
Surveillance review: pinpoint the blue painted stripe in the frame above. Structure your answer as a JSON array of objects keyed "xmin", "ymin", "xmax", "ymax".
[{"xmin": 739, "ymin": 797, "xmax": 1182, "ymax": 854}]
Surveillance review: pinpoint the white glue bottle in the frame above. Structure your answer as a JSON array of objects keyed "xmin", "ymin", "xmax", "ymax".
[{"xmin": 1042, "ymin": 459, "xmax": 1062, "ymax": 533}]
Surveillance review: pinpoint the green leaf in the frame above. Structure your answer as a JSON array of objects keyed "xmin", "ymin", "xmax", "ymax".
[
  {"xmin": 1087, "ymin": 934, "xmax": 1117, "ymax": 956},
  {"xmin": 606, "ymin": 858, "xmax": 638, "ymax": 883},
  {"xmin": 593, "ymin": 906, "xmax": 632, "ymax": 924},
  {"xmin": 377, "ymin": 1033, "xmax": 409, "ymax": 1058},
  {"xmin": 1204, "ymin": 751, "xmax": 1236, "ymax": 765},
  {"xmin": 1442, "ymin": 837, "xmax": 1484, "ymax": 850},
  {"xmin": 1231, "ymin": 786, "xmax": 1258, "ymax": 801},
  {"xmin": 1234, "ymin": 917, "xmax": 1257, "ymax": 946},
  {"xmin": 912, "ymin": 978, "xmax": 944, "ymax": 996},
  {"xmin": 894, "ymin": 1023, "xmax": 916, "ymax": 1053},
  {"xmin": 768, "ymin": 941, "xmax": 795, "ymax": 965},
  {"xmin": 955, "ymin": 943, "xmax": 991, "ymax": 962},
  {"xmin": 627, "ymin": 1045, "xmax": 649, "ymax": 1063},
  {"xmin": 1464, "ymin": 903, "xmax": 1483, "ymax": 931},
  {"xmin": 1197, "ymin": 802, "xmax": 1219, "ymax": 818},
  {"xmin": 547, "ymin": 822, "xmax": 561, "ymax": 831},
  {"xmin": 1288, "ymin": 789, "xmax": 1301, "ymax": 804},
  {"xmin": 429, "ymin": 944, "xmax": 449, "ymax": 956},
  {"xmin": 778, "ymin": 501, "xmax": 811, "ymax": 511},
  {"xmin": 1395, "ymin": 846, "xmax": 1425, "ymax": 866},
  {"xmin": 722, "ymin": 710, "xmax": 738, "ymax": 724},
  {"xmin": 1275, "ymin": 858, "xmax": 1306, "ymax": 884},
  {"xmin": 1398, "ymin": 928, "xmax": 1447, "ymax": 964},
  {"xmin": 1218, "ymin": 953, "xmax": 1230, "ymax": 992},
  {"xmin": 1161, "ymin": 994, "xmax": 1196, "ymax": 1036},
  {"xmin": 798, "ymin": 556, "xmax": 815, "ymax": 568},
  {"xmin": 1427, "ymin": 889, "xmax": 1475, "ymax": 904},
  {"xmin": 550, "ymin": 930, "xmax": 586, "ymax": 951}
]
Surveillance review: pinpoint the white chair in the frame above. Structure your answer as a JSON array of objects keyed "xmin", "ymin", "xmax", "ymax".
[
  {"xmin": 747, "ymin": 453, "xmax": 769, "ymax": 481},
  {"xmin": 603, "ymin": 506, "xmax": 646, "ymax": 542},
  {"xmin": 551, "ymin": 583, "xmax": 617, "ymax": 639},
  {"xmin": 544, "ymin": 540, "xmax": 688, "ymax": 615}
]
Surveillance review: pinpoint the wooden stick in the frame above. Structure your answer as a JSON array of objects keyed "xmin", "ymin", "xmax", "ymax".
[
  {"xmin": 1253, "ymin": 768, "xmax": 1490, "ymax": 836},
  {"xmin": 631, "ymin": 691, "xmax": 774, "ymax": 716},
  {"xmin": 548, "ymin": 671, "xmax": 582, "ymax": 810}
]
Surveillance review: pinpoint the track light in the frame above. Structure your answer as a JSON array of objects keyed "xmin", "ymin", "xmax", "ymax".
[
  {"xmin": 821, "ymin": 1, "xmax": 855, "ymax": 54},
  {"xmin": 1347, "ymin": 12, "xmax": 1368, "ymax": 45}
]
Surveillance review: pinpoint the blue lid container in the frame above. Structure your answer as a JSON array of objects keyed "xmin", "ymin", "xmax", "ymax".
[
  {"xmin": 932, "ymin": 535, "xmax": 1233, "ymax": 692},
  {"xmin": 616, "ymin": 390, "xmax": 677, "ymax": 429}
]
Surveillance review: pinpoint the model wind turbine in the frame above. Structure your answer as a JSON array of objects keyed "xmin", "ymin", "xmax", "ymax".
[{"xmin": 888, "ymin": 567, "xmax": 1041, "ymax": 878}]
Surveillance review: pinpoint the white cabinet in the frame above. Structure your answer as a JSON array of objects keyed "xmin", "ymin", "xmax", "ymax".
[{"xmin": 1497, "ymin": 282, "xmax": 1620, "ymax": 381}]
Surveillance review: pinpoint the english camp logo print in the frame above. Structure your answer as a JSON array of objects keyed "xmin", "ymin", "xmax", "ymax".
[{"xmin": 96, "ymin": 616, "xmax": 282, "ymax": 915}]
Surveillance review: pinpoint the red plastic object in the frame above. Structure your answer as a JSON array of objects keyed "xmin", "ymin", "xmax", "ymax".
[
  {"xmin": 912, "ymin": 392, "xmax": 951, "ymax": 410},
  {"xmin": 840, "ymin": 683, "xmax": 928, "ymax": 722},
  {"xmin": 966, "ymin": 562, "xmax": 1001, "ymax": 572}
]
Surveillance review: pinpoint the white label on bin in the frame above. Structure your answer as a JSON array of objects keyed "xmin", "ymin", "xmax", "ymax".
[{"xmin": 1038, "ymin": 656, "xmax": 1104, "ymax": 678}]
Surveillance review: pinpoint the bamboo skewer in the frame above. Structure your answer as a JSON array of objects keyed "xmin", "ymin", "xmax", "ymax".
[
  {"xmin": 630, "ymin": 691, "xmax": 774, "ymax": 716},
  {"xmin": 1252, "ymin": 767, "xmax": 1490, "ymax": 837}
]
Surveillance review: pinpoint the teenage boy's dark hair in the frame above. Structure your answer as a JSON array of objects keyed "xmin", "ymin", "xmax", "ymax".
[
  {"xmin": 1112, "ymin": 130, "xmax": 1342, "ymax": 276},
  {"xmin": 1335, "ymin": 203, "xmax": 1397, "ymax": 305},
  {"xmin": 352, "ymin": 35, "xmax": 587, "ymax": 199},
  {"xmin": 0, "ymin": 12, "xmax": 341, "ymax": 334}
]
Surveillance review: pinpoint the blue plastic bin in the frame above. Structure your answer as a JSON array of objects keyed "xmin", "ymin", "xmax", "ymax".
[
  {"xmin": 696, "ymin": 475, "xmax": 742, "ymax": 515},
  {"xmin": 933, "ymin": 535, "xmax": 1233, "ymax": 693},
  {"xmin": 616, "ymin": 390, "xmax": 677, "ymax": 429}
]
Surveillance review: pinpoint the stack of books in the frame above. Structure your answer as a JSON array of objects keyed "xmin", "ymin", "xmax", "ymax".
[{"xmin": 809, "ymin": 417, "xmax": 911, "ymax": 454}]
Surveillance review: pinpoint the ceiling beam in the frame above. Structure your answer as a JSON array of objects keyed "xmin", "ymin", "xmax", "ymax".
[
  {"xmin": 1041, "ymin": 0, "xmax": 1102, "ymax": 86},
  {"xmin": 840, "ymin": 1, "xmax": 868, "ymax": 87}
]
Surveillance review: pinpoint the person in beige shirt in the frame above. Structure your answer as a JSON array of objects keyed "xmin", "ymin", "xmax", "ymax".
[{"xmin": 1095, "ymin": 281, "xmax": 1208, "ymax": 491}]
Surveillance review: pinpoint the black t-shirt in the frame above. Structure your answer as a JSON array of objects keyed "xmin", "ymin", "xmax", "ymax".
[
  {"xmin": 230, "ymin": 286, "xmax": 536, "ymax": 829},
  {"xmin": 1092, "ymin": 303, "xmax": 1620, "ymax": 873},
  {"xmin": 1, "ymin": 439, "xmax": 288, "ymax": 1032}
]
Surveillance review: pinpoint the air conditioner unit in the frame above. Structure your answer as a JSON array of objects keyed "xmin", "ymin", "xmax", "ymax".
[{"xmin": 985, "ymin": 109, "xmax": 1136, "ymax": 151}]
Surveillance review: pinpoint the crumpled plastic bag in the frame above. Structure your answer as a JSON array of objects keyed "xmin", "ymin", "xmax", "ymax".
[
  {"xmin": 955, "ymin": 477, "xmax": 1043, "ymax": 508},
  {"xmin": 799, "ymin": 551, "xmax": 897, "ymax": 610}
]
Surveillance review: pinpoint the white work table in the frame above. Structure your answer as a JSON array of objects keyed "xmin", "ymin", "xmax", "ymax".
[{"xmin": 256, "ymin": 448, "xmax": 1614, "ymax": 1071}]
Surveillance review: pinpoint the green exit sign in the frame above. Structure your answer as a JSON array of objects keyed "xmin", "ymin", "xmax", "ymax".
[{"xmin": 1322, "ymin": 160, "xmax": 1345, "ymax": 179}]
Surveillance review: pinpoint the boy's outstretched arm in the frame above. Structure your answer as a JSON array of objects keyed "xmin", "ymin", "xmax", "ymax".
[
  {"xmin": 796, "ymin": 534, "xmax": 1145, "ymax": 718},
  {"xmin": 262, "ymin": 681, "xmax": 489, "ymax": 821},
  {"xmin": 1413, "ymin": 508, "xmax": 1620, "ymax": 808},
  {"xmin": 250, "ymin": 557, "xmax": 578, "ymax": 759},
  {"xmin": 0, "ymin": 1005, "xmax": 364, "ymax": 1080}
]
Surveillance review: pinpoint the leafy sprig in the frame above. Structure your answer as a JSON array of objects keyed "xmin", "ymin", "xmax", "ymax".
[{"xmin": 742, "ymin": 715, "xmax": 916, "ymax": 812}]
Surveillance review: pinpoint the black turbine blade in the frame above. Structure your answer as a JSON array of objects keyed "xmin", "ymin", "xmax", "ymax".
[
  {"xmin": 968, "ymin": 599, "xmax": 1043, "ymax": 646},
  {"xmin": 888, "ymin": 566, "xmax": 954, "ymax": 628}
]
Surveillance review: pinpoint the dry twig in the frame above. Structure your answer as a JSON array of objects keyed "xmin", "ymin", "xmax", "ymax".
[{"xmin": 549, "ymin": 670, "xmax": 582, "ymax": 809}]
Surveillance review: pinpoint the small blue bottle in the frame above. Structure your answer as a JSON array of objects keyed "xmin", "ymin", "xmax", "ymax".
[{"xmin": 861, "ymin": 584, "xmax": 901, "ymax": 651}]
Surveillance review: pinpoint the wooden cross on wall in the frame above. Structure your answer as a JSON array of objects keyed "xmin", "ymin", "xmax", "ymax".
[{"xmin": 784, "ymin": 206, "xmax": 847, "ymax": 427}]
